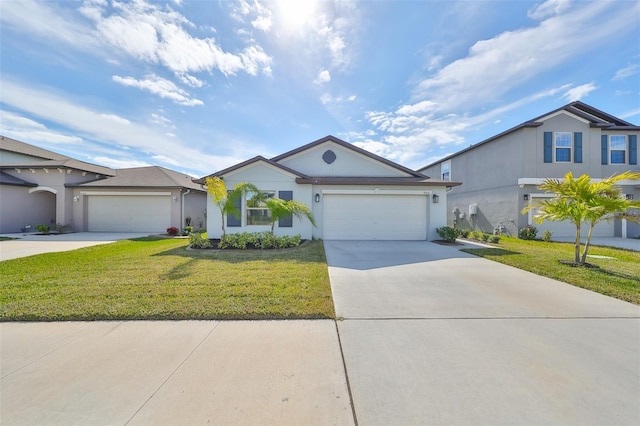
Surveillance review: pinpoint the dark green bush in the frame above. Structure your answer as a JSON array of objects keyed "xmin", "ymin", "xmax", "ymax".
[
  {"xmin": 435, "ymin": 226, "xmax": 459, "ymax": 242},
  {"xmin": 542, "ymin": 230, "xmax": 552, "ymax": 242},
  {"xmin": 189, "ymin": 232, "xmax": 211, "ymax": 249},
  {"xmin": 218, "ymin": 232, "xmax": 301, "ymax": 249}
]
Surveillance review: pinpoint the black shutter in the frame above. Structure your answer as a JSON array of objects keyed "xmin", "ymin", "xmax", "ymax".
[{"xmin": 278, "ymin": 191, "xmax": 293, "ymax": 228}]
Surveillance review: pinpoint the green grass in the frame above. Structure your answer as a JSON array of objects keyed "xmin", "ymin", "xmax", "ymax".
[
  {"xmin": 0, "ymin": 237, "xmax": 335, "ymax": 321},
  {"xmin": 461, "ymin": 236, "xmax": 640, "ymax": 304}
]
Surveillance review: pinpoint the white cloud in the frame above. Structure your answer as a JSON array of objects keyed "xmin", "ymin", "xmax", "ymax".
[
  {"xmin": 563, "ymin": 82, "xmax": 597, "ymax": 102},
  {"xmin": 93, "ymin": 156, "xmax": 152, "ymax": 169},
  {"xmin": 0, "ymin": 77, "xmax": 247, "ymax": 175},
  {"xmin": 99, "ymin": 113, "xmax": 131, "ymax": 125},
  {"xmin": 177, "ymin": 73, "xmax": 205, "ymax": 88},
  {"xmin": 413, "ymin": 1, "xmax": 637, "ymax": 112},
  {"xmin": 0, "ymin": 110, "xmax": 84, "ymax": 145},
  {"xmin": 619, "ymin": 108, "xmax": 640, "ymax": 120},
  {"xmin": 314, "ymin": 69, "xmax": 331, "ymax": 85},
  {"xmin": 112, "ymin": 74, "xmax": 204, "ymax": 106},
  {"xmin": 528, "ymin": 0, "xmax": 572, "ymax": 20},
  {"xmin": 612, "ymin": 64, "xmax": 638, "ymax": 81}
]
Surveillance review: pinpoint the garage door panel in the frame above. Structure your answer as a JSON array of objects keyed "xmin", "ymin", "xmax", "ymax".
[
  {"xmin": 324, "ymin": 194, "xmax": 427, "ymax": 240},
  {"xmin": 88, "ymin": 196, "xmax": 171, "ymax": 232}
]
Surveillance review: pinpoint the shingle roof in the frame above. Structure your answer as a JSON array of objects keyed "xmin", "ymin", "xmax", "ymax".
[
  {"xmin": 0, "ymin": 135, "xmax": 115, "ymax": 176},
  {"xmin": 71, "ymin": 166, "xmax": 204, "ymax": 191},
  {"xmin": 272, "ymin": 135, "xmax": 427, "ymax": 178},
  {"xmin": 418, "ymin": 101, "xmax": 640, "ymax": 170}
]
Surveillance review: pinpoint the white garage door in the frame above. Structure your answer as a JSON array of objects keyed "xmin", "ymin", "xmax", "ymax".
[
  {"xmin": 529, "ymin": 202, "xmax": 614, "ymax": 238},
  {"xmin": 324, "ymin": 194, "xmax": 427, "ymax": 240},
  {"xmin": 88, "ymin": 195, "xmax": 171, "ymax": 232}
]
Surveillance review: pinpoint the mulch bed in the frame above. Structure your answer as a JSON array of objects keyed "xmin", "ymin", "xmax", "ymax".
[{"xmin": 432, "ymin": 240, "xmax": 464, "ymax": 246}]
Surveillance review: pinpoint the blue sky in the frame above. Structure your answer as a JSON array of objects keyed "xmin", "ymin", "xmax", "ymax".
[{"xmin": 1, "ymin": 0, "xmax": 638, "ymax": 178}]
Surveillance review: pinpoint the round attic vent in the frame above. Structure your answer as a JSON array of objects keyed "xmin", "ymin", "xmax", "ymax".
[{"xmin": 322, "ymin": 150, "xmax": 336, "ymax": 164}]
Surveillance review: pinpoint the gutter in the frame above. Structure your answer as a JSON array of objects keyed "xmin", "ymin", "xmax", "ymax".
[{"xmin": 181, "ymin": 189, "xmax": 191, "ymax": 228}]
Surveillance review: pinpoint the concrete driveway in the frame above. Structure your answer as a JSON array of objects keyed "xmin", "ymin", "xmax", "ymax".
[
  {"xmin": 325, "ymin": 240, "xmax": 640, "ymax": 425},
  {"xmin": 0, "ymin": 232, "xmax": 152, "ymax": 261}
]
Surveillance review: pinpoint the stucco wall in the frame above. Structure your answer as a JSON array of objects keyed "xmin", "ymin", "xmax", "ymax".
[{"xmin": 0, "ymin": 185, "xmax": 56, "ymax": 233}]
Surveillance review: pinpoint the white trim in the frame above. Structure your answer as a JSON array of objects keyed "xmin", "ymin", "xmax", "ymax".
[
  {"xmin": 81, "ymin": 191, "xmax": 172, "ymax": 196},
  {"xmin": 536, "ymin": 109, "xmax": 591, "ymax": 124},
  {"xmin": 321, "ymin": 189, "xmax": 432, "ymax": 196},
  {"xmin": 28, "ymin": 186, "xmax": 57, "ymax": 194}
]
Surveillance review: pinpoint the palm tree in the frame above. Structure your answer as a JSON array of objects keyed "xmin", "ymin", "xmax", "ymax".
[
  {"xmin": 265, "ymin": 198, "xmax": 317, "ymax": 235},
  {"xmin": 522, "ymin": 171, "xmax": 640, "ymax": 264},
  {"xmin": 204, "ymin": 177, "xmax": 259, "ymax": 238}
]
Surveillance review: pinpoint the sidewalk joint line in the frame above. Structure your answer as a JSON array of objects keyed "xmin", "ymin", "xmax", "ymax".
[
  {"xmin": 340, "ymin": 316, "xmax": 640, "ymax": 321},
  {"xmin": 334, "ymin": 320, "xmax": 359, "ymax": 426},
  {"xmin": 123, "ymin": 321, "xmax": 222, "ymax": 425}
]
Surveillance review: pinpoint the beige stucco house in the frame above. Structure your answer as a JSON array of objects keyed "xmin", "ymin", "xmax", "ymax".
[
  {"xmin": 196, "ymin": 135, "xmax": 459, "ymax": 240},
  {"xmin": 0, "ymin": 136, "xmax": 206, "ymax": 233}
]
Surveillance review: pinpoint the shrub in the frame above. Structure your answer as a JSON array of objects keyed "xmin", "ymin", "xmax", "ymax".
[
  {"xmin": 518, "ymin": 226, "xmax": 538, "ymax": 240},
  {"xmin": 436, "ymin": 226, "xmax": 459, "ymax": 242},
  {"xmin": 489, "ymin": 235, "xmax": 501, "ymax": 244},
  {"xmin": 542, "ymin": 229, "xmax": 553, "ymax": 242},
  {"xmin": 167, "ymin": 226, "xmax": 179, "ymax": 236},
  {"xmin": 35, "ymin": 224, "xmax": 50, "ymax": 233},
  {"xmin": 180, "ymin": 226, "xmax": 194, "ymax": 236},
  {"xmin": 458, "ymin": 229, "xmax": 470, "ymax": 238},
  {"xmin": 189, "ymin": 232, "xmax": 211, "ymax": 249},
  {"xmin": 481, "ymin": 233, "xmax": 490, "ymax": 242},
  {"xmin": 219, "ymin": 232, "xmax": 302, "ymax": 249},
  {"xmin": 471, "ymin": 231, "xmax": 483, "ymax": 241}
]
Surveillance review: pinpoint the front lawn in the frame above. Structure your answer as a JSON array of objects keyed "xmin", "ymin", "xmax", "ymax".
[
  {"xmin": 461, "ymin": 236, "xmax": 640, "ymax": 305},
  {"xmin": 0, "ymin": 237, "xmax": 335, "ymax": 321}
]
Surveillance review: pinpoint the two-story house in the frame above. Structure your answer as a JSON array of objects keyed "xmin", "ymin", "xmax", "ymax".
[{"xmin": 419, "ymin": 102, "xmax": 640, "ymax": 239}]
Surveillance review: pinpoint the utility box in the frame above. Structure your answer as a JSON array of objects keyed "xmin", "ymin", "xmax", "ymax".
[{"xmin": 469, "ymin": 204, "xmax": 478, "ymax": 216}]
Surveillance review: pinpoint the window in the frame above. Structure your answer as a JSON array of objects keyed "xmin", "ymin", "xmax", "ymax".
[
  {"xmin": 246, "ymin": 190, "xmax": 275, "ymax": 225},
  {"xmin": 554, "ymin": 132, "xmax": 572, "ymax": 162},
  {"xmin": 441, "ymin": 161, "xmax": 451, "ymax": 181},
  {"xmin": 610, "ymin": 135, "xmax": 626, "ymax": 164}
]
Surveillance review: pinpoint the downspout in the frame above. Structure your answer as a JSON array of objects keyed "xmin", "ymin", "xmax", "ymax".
[{"xmin": 181, "ymin": 189, "xmax": 191, "ymax": 228}]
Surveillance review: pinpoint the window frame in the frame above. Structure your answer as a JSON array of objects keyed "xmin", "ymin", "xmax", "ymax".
[
  {"xmin": 245, "ymin": 190, "xmax": 275, "ymax": 226},
  {"xmin": 609, "ymin": 135, "xmax": 627, "ymax": 164},
  {"xmin": 554, "ymin": 132, "xmax": 572, "ymax": 163},
  {"xmin": 441, "ymin": 161, "xmax": 451, "ymax": 181}
]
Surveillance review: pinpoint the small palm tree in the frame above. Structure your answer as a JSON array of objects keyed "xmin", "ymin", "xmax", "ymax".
[
  {"xmin": 522, "ymin": 171, "xmax": 640, "ymax": 264},
  {"xmin": 204, "ymin": 177, "xmax": 259, "ymax": 238},
  {"xmin": 265, "ymin": 198, "xmax": 317, "ymax": 235}
]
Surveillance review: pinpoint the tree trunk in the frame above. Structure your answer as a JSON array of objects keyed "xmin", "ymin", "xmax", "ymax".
[
  {"xmin": 271, "ymin": 221, "xmax": 276, "ymax": 235},
  {"xmin": 219, "ymin": 206, "xmax": 225, "ymax": 238},
  {"xmin": 580, "ymin": 223, "xmax": 596, "ymax": 264},
  {"xmin": 574, "ymin": 224, "xmax": 581, "ymax": 264}
]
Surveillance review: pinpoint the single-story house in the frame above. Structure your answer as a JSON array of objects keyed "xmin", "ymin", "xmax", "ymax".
[
  {"xmin": 195, "ymin": 135, "xmax": 460, "ymax": 240},
  {"xmin": 0, "ymin": 136, "xmax": 206, "ymax": 233},
  {"xmin": 418, "ymin": 101, "xmax": 640, "ymax": 239}
]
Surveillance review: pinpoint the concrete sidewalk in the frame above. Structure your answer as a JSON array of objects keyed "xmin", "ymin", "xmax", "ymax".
[
  {"xmin": 0, "ymin": 232, "xmax": 152, "ymax": 261},
  {"xmin": 0, "ymin": 321, "xmax": 354, "ymax": 425}
]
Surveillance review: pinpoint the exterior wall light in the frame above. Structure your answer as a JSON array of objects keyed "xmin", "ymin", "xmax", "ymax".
[
  {"xmin": 626, "ymin": 194, "xmax": 634, "ymax": 200},
  {"xmin": 523, "ymin": 194, "xmax": 530, "ymax": 201},
  {"xmin": 432, "ymin": 194, "xmax": 439, "ymax": 203},
  {"xmin": 315, "ymin": 193, "xmax": 320, "ymax": 203}
]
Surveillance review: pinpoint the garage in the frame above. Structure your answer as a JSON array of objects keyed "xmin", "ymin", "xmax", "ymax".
[
  {"xmin": 88, "ymin": 195, "xmax": 171, "ymax": 232},
  {"xmin": 528, "ymin": 201, "xmax": 614, "ymax": 238},
  {"xmin": 323, "ymin": 193, "xmax": 428, "ymax": 240}
]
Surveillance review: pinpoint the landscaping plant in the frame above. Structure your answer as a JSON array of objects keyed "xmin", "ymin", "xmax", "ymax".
[
  {"xmin": 522, "ymin": 171, "xmax": 640, "ymax": 264},
  {"xmin": 205, "ymin": 176, "xmax": 259, "ymax": 238}
]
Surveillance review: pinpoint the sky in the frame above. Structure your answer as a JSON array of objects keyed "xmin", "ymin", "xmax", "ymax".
[{"xmin": 1, "ymin": 0, "xmax": 639, "ymax": 178}]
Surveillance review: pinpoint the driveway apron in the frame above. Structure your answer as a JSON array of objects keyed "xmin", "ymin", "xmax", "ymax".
[{"xmin": 325, "ymin": 240, "xmax": 640, "ymax": 425}]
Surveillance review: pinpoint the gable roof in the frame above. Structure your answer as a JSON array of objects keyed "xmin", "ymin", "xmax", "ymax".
[
  {"xmin": 419, "ymin": 101, "xmax": 640, "ymax": 170},
  {"xmin": 272, "ymin": 135, "xmax": 427, "ymax": 178},
  {"xmin": 71, "ymin": 166, "xmax": 204, "ymax": 191},
  {"xmin": 0, "ymin": 135, "xmax": 115, "ymax": 176},
  {"xmin": 193, "ymin": 156, "xmax": 311, "ymax": 184}
]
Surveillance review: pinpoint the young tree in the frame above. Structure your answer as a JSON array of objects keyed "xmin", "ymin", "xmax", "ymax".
[
  {"xmin": 522, "ymin": 171, "xmax": 640, "ymax": 264},
  {"xmin": 204, "ymin": 177, "xmax": 259, "ymax": 238},
  {"xmin": 265, "ymin": 198, "xmax": 317, "ymax": 235}
]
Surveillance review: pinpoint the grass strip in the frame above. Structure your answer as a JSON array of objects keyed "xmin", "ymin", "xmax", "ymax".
[
  {"xmin": 1, "ymin": 237, "xmax": 335, "ymax": 321},
  {"xmin": 461, "ymin": 236, "xmax": 640, "ymax": 305}
]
